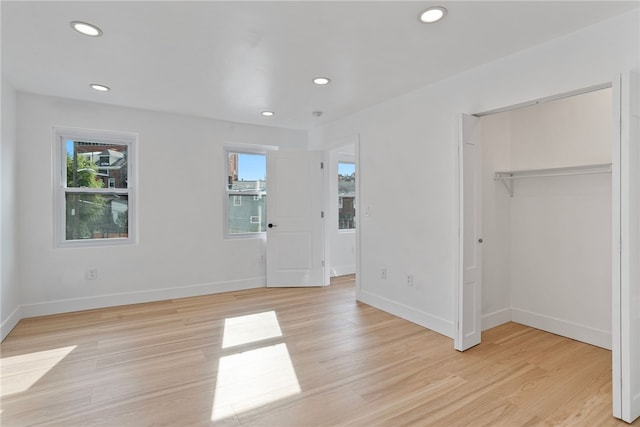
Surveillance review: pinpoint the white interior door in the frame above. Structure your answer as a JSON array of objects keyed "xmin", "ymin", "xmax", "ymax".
[
  {"xmin": 615, "ymin": 70, "xmax": 640, "ymax": 423},
  {"xmin": 456, "ymin": 113, "xmax": 483, "ymax": 351},
  {"xmin": 266, "ymin": 150, "xmax": 325, "ymax": 287}
]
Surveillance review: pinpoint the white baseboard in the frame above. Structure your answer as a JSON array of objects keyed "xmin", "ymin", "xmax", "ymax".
[
  {"xmin": 358, "ymin": 290, "xmax": 454, "ymax": 338},
  {"xmin": 482, "ymin": 308, "xmax": 512, "ymax": 331},
  {"xmin": 330, "ymin": 264, "xmax": 356, "ymax": 277},
  {"xmin": 512, "ymin": 307, "xmax": 611, "ymax": 350},
  {"xmin": 21, "ymin": 277, "xmax": 266, "ymax": 319},
  {"xmin": 1, "ymin": 305, "xmax": 23, "ymax": 341}
]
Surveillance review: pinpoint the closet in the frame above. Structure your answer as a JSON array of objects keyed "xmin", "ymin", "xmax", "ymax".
[{"xmin": 480, "ymin": 88, "xmax": 613, "ymax": 349}]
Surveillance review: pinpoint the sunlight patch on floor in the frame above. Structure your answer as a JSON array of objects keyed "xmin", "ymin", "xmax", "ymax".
[
  {"xmin": 211, "ymin": 343, "xmax": 301, "ymax": 421},
  {"xmin": 212, "ymin": 310, "xmax": 300, "ymax": 421},
  {"xmin": 222, "ymin": 311, "xmax": 283, "ymax": 349},
  {"xmin": 0, "ymin": 346, "xmax": 77, "ymax": 397}
]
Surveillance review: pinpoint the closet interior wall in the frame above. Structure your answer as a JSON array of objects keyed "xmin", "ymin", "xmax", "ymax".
[{"xmin": 480, "ymin": 88, "xmax": 613, "ymax": 349}]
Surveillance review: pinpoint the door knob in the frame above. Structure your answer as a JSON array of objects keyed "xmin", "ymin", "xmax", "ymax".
[
  {"xmin": 478, "ymin": 238, "xmax": 483, "ymax": 243},
  {"xmin": 268, "ymin": 223, "xmax": 277, "ymax": 228}
]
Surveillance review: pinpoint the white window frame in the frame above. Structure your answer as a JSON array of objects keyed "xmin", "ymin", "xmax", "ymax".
[
  {"xmin": 54, "ymin": 127, "xmax": 138, "ymax": 248},
  {"xmin": 223, "ymin": 143, "xmax": 276, "ymax": 239}
]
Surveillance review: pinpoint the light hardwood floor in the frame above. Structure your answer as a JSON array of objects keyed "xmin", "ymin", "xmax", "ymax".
[{"xmin": 1, "ymin": 275, "xmax": 636, "ymax": 427}]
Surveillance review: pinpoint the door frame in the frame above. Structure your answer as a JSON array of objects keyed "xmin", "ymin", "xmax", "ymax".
[
  {"xmin": 457, "ymin": 79, "xmax": 628, "ymax": 418},
  {"xmin": 322, "ymin": 135, "xmax": 361, "ymax": 292},
  {"xmin": 612, "ymin": 71, "xmax": 640, "ymax": 422}
]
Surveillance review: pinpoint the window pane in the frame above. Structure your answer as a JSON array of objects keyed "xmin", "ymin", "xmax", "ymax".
[
  {"xmin": 66, "ymin": 140, "xmax": 128, "ymax": 189},
  {"xmin": 65, "ymin": 193, "xmax": 128, "ymax": 240},
  {"xmin": 338, "ymin": 162, "xmax": 356, "ymax": 230},
  {"xmin": 339, "ymin": 196, "xmax": 356, "ymax": 230},
  {"xmin": 227, "ymin": 152, "xmax": 266, "ymax": 191},
  {"xmin": 228, "ymin": 194, "xmax": 266, "ymax": 234}
]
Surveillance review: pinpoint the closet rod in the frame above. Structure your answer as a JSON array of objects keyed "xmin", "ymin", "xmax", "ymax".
[
  {"xmin": 495, "ymin": 163, "xmax": 611, "ymax": 180},
  {"xmin": 494, "ymin": 163, "xmax": 612, "ymax": 197}
]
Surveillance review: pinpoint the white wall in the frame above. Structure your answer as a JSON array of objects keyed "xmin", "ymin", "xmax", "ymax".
[
  {"xmin": 309, "ymin": 10, "xmax": 639, "ymax": 338},
  {"xmin": 1, "ymin": 80, "xmax": 21, "ymax": 340},
  {"xmin": 481, "ymin": 89, "xmax": 613, "ymax": 348},
  {"xmin": 15, "ymin": 92, "xmax": 306, "ymax": 318},
  {"xmin": 509, "ymin": 90, "xmax": 613, "ymax": 170},
  {"xmin": 329, "ymin": 144, "xmax": 356, "ymax": 277}
]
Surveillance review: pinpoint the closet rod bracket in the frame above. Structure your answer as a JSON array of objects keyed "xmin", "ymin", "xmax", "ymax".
[{"xmin": 499, "ymin": 176, "xmax": 514, "ymax": 197}]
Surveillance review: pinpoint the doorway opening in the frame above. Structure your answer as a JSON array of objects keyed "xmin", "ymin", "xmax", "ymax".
[
  {"xmin": 327, "ymin": 141, "xmax": 358, "ymax": 291},
  {"xmin": 478, "ymin": 87, "xmax": 613, "ymax": 350},
  {"xmin": 458, "ymin": 82, "xmax": 637, "ymax": 420}
]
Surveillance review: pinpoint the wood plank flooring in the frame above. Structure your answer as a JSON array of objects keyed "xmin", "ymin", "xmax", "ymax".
[{"xmin": 1, "ymin": 275, "xmax": 636, "ymax": 426}]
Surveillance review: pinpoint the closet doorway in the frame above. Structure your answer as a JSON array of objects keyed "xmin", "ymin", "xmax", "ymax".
[
  {"xmin": 457, "ymin": 79, "xmax": 640, "ymax": 422},
  {"xmin": 479, "ymin": 87, "xmax": 613, "ymax": 350}
]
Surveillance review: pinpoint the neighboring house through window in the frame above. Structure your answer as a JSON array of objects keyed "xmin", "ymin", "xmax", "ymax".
[
  {"xmin": 225, "ymin": 145, "xmax": 271, "ymax": 237},
  {"xmin": 338, "ymin": 162, "xmax": 356, "ymax": 230},
  {"xmin": 55, "ymin": 127, "xmax": 137, "ymax": 247}
]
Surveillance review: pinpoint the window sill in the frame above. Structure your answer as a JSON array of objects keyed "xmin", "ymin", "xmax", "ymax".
[
  {"xmin": 58, "ymin": 237, "xmax": 136, "ymax": 249},
  {"xmin": 224, "ymin": 232, "xmax": 266, "ymax": 240}
]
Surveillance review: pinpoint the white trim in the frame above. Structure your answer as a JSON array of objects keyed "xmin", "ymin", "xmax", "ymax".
[
  {"xmin": 330, "ymin": 264, "xmax": 356, "ymax": 277},
  {"xmin": 355, "ymin": 135, "xmax": 362, "ymax": 298},
  {"xmin": 1, "ymin": 305, "xmax": 22, "ymax": 341},
  {"xmin": 612, "ymin": 73, "xmax": 623, "ymax": 419},
  {"xmin": 512, "ymin": 307, "xmax": 611, "ymax": 350},
  {"xmin": 616, "ymin": 70, "xmax": 640, "ymax": 423},
  {"xmin": 358, "ymin": 290, "xmax": 455, "ymax": 338},
  {"xmin": 482, "ymin": 308, "xmax": 512, "ymax": 331},
  {"xmin": 222, "ymin": 142, "xmax": 278, "ymax": 154},
  {"xmin": 474, "ymin": 82, "xmax": 613, "ymax": 118},
  {"xmin": 21, "ymin": 277, "xmax": 266, "ymax": 318}
]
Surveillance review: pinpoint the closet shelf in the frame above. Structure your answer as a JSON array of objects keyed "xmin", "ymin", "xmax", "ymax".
[{"xmin": 494, "ymin": 163, "xmax": 612, "ymax": 197}]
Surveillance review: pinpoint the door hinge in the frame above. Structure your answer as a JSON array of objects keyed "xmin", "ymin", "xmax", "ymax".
[
  {"xmin": 320, "ymin": 162, "xmax": 324, "ymax": 169},
  {"xmin": 321, "ymin": 211, "xmax": 325, "ymax": 218}
]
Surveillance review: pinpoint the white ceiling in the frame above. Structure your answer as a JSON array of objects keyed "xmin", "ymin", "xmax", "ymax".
[{"xmin": 2, "ymin": 1, "xmax": 637, "ymax": 130}]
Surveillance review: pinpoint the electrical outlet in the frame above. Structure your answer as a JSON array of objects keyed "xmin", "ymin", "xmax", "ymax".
[
  {"xmin": 407, "ymin": 274, "xmax": 414, "ymax": 286},
  {"xmin": 87, "ymin": 267, "xmax": 98, "ymax": 280},
  {"xmin": 380, "ymin": 268, "xmax": 387, "ymax": 280}
]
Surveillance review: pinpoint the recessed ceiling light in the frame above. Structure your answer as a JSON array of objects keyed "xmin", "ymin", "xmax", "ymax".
[
  {"xmin": 419, "ymin": 6, "xmax": 448, "ymax": 23},
  {"xmin": 313, "ymin": 77, "xmax": 331, "ymax": 85},
  {"xmin": 261, "ymin": 111, "xmax": 275, "ymax": 117},
  {"xmin": 90, "ymin": 84, "xmax": 110, "ymax": 92},
  {"xmin": 71, "ymin": 21, "xmax": 102, "ymax": 37}
]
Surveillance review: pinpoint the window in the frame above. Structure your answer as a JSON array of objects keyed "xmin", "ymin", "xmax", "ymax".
[
  {"xmin": 55, "ymin": 128, "xmax": 136, "ymax": 246},
  {"xmin": 338, "ymin": 162, "xmax": 356, "ymax": 230},
  {"xmin": 225, "ymin": 148, "xmax": 267, "ymax": 236}
]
